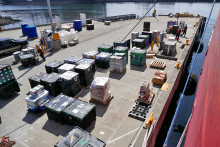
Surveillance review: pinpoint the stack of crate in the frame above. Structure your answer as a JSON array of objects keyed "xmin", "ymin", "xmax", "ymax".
[
  {"xmin": 77, "ymin": 58, "xmax": 96, "ymax": 74},
  {"xmin": 21, "ymin": 47, "xmax": 36, "ymax": 56},
  {"xmin": 28, "ymin": 72, "xmax": 47, "ymax": 88},
  {"xmin": 132, "ymin": 38, "xmax": 145, "ymax": 49},
  {"xmin": 40, "ymin": 73, "xmax": 62, "ymax": 96},
  {"xmin": 57, "ymin": 63, "xmax": 76, "ymax": 74},
  {"xmin": 0, "ymin": 64, "xmax": 20, "ymax": 99},
  {"xmin": 113, "ymin": 38, "xmax": 130, "ymax": 49},
  {"xmin": 130, "ymin": 47, "xmax": 146, "ymax": 67},
  {"xmin": 74, "ymin": 64, "xmax": 94, "ymax": 87},
  {"xmin": 95, "ymin": 52, "xmax": 112, "ymax": 69},
  {"xmin": 58, "ymin": 71, "xmax": 81, "ymax": 97},
  {"xmin": 64, "ymin": 56, "xmax": 82, "ymax": 65},
  {"xmin": 25, "ymin": 85, "xmax": 49, "ymax": 112},
  {"xmin": 90, "ymin": 77, "xmax": 111, "ymax": 105},
  {"xmin": 137, "ymin": 35, "xmax": 149, "ymax": 48}
]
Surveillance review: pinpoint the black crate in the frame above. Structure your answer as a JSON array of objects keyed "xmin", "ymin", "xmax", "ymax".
[
  {"xmin": 28, "ymin": 72, "xmax": 47, "ymax": 88},
  {"xmin": 0, "ymin": 80, "xmax": 20, "ymax": 99},
  {"xmin": 0, "ymin": 64, "xmax": 11, "ymax": 74},
  {"xmin": 132, "ymin": 39, "xmax": 145, "ymax": 49},
  {"xmin": 45, "ymin": 60, "xmax": 64, "ymax": 74},
  {"xmin": 55, "ymin": 126, "xmax": 106, "ymax": 147},
  {"xmin": 74, "ymin": 64, "xmax": 94, "ymax": 87},
  {"xmin": 40, "ymin": 73, "xmax": 62, "ymax": 96},
  {"xmin": 86, "ymin": 19, "xmax": 92, "ymax": 24},
  {"xmin": 58, "ymin": 71, "xmax": 82, "ymax": 97},
  {"xmin": 128, "ymin": 102, "xmax": 152, "ymax": 121},
  {"xmin": 64, "ymin": 56, "xmax": 82, "ymax": 65},
  {"xmin": 95, "ymin": 53, "xmax": 112, "ymax": 69},
  {"xmin": 45, "ymin": 94, "xmax": 75, "ymax": 124},
  {"xmin": 87, "ymin": 24, "xmax": 94, "ymax": 30},
  {"xmin": 20, "ymin": 54, "xmax": 36, "ymax": 67},
  {"xmin": 76, "ymin": 58, "xmax": 96, "ymax": 73},
  {"xmin": 142, "ymin": 31, "xmax": 153, "ymax": 43},
  {"xmin": 63, "ymin": 99, "xmax": 96, "ymax": 129}
]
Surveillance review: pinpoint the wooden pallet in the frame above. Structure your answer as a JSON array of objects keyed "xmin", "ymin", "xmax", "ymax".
[
  {"xmin": 149, "ymin": 61, "xmax": 166, "ymax": 69},
  {"xmin": 73, "ymin": 90, "xmax": 83, "ymax": 99},
  {"xmin": 135, "ymin": 91, "xmax": 155, "ymax": 105},
  {"xmin": 89, "ymin": 95, "xmax": 114, "ymax": 106},
  {"xmin": 110, "ymin": 68, "xmax": 126, "ymax": 74},
  {"xmin": 27, "ymin": 37, "xmax": 39, "ymax": 40},
  {"xmin": 82, "ymin": 84, "xmax": 91, "ymax": 89}
]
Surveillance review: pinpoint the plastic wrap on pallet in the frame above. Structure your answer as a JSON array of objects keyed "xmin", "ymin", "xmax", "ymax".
[
  {"xmin": 45, "ymin": 60, "xmax": 64, "ymax": 74},
  {"xmin": 20, "ymin": 54, "xmax": 36, "ymax": 67},
  {"xmin": 64, "ymin": 56, "xmax": 82, "ymax": 65},
  {"xmin": 29, "ymin": 85, "xmax": 44, "ymax": 98},
  {"xmin": 45, "ymin": 94, "xmax": 75, "ymax": 124},
  {"xmin": 91, "ymin": 77, "xmax": 110, "ymax": 90},
  {"xmin": 74, "ymin": 64, "xmax": 94, "ymax": 87},
  {"xmin": 63, "ymin": 99, "xmax": 96, "ymax": 129},
  {"xmin": 21, "ymin": 47, "xmax": 35, "ymax": 56},
  {"xmin": 96, "ymin": 52, "xmax": 111, "ymax": 61},
  {"xmin": 40, "ymin": 73, "xmax": 61, "ymax": 96},
  {"xmin": 58, "ymin": 63, "xmax": 76, "ymax": 74},
  {"xmin": 25, "ymin": 90, "xmax": 49, "ymax": 107},
  {"xmin": 58, "ymin": 71, "xmax": 79, "ymax": 83},
  {"xmin": 82, "ymin": 50, "xmax": 99, "ymax": 59},
  {"xmin": 28, "ymin": 72, "xmax": 47, "ymax": 88},
  {"xmin": 54, "ymin": 126, "xmax": 106, "ymax": 147},
  {"xmin": 138, "ymin": 81, "xmax": 150, "ymax": 103},
  {"xmin": 0, "ymin": 64, "xmax": 15, "ymax": 86}
]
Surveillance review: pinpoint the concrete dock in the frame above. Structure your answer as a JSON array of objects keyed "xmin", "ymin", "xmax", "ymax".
[{"xmin": 0, "ymin": 16, "xmax": 201, "ymax": 147}]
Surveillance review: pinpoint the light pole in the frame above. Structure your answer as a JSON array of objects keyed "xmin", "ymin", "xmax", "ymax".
[{"xmin": 46, "ymin": 0, "xmax": 54, "ymax": 36}]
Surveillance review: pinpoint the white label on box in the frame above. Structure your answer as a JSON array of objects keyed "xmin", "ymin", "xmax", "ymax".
[
  {"xmin": 62, "ymin": 102, "xmax": 68, "ymax": 106},
  {"xmin": 72, "ymin": 109, "xmax": 79, "ymax": 113}
]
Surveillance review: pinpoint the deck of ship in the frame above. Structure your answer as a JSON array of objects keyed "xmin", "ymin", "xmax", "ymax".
[{"xmin": 0, "ymin": 16, "xmax": 201, "ymax": 147}]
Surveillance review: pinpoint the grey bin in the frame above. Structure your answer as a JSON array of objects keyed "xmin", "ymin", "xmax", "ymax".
[{"xmin": 13, "ymin": 51, "xmax": 21, "ymax": 62}]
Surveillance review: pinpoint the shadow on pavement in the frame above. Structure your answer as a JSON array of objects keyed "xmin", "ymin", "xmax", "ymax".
[
  {"xmin": 0, "ymin": 93, "xmax": 20, "ymax": 109},
  {"xmin": 130, "ymin": 64, "xmax": 147, "ymax": 72},
  {"xmin": 108, "ymin": 70, "xmax": 126, "ymax": 80}
]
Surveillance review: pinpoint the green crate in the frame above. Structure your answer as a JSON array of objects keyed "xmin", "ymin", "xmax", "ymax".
[
  {"xmin": 98, "ymin": 44, "xmax": 113, "ymax": 53},
  {"xmin": 130, "ymin": 50, "xmax": 146, "ymax": 67},
  {"xmin": 113, "ymin": 46, "xmax": 128, "ymax": 61}
]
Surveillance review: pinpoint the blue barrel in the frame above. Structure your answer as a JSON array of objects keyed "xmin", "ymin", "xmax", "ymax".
[
  {"xmin": 73, "ymin": 20, "xmax": 82, "ymax": 31},
  {"xmin": 21, "ymin": 24, "xmax": 28, "ymax": 35},
  {"xmin": 26, "ymin": 26, "xmax": 38, "ymax": 38}
]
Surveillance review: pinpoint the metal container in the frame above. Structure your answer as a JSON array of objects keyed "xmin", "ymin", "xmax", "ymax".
[
  {"xmin": 13, "ymin": 51, "xmax": 21, "ymax": 62},
  {"xmin": 143, "ymin": 21, "xmax": 150, "ymax": 31},
  {"xmin": 163, "ymin": 41, "xmax": 177, "ymax": 56}
]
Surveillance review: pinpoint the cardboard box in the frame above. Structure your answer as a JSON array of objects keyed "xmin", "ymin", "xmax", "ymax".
[{"xmin": 152, "ymin": 70, "xmax": 167, "ymax": 85}]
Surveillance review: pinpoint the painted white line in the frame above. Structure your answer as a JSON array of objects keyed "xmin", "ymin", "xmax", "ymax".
[{"xmin": 107, "ymin": 128, "xmax": 139, "ymax": 144}]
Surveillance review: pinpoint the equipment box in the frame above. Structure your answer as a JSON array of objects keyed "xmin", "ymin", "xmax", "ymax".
[
  {"xmin": 82, "ymin": 50, "xmax": 99, "ymax": 59},
  {"xmin": 45, "ymin": 94, "xmax": 75, "ymax": 124},
  {"xmin": 20, "ymin": 54, "xmax": 36, "ymax": 67},
  {"xmin": 54, "ymin": 126, "xmax": 106, "ymax": 147},
  {"xmin": 77, "ymin": 58, "xmax": 96, "ymax": 73},
  {"xmin": 63, "ymin": 99, "xmax": 96, "ymax": 129},
  {"xmin": 137, "ymin": 35, "xmax": 149, "ymax": 47},
  {"xmin": 142, "ymin": 31, "xmax": 153, "ymax": 43},
  {"xmin": 64, "ymin": 56, "xmax": 82, "ymax": 65},
  {"xmin": 132, "ymin": 39, "xmax": 145, "ymax": 49},
  {"xmin": 98, "ymin": 44, "xmax": 113, "ymax": 53},
  {"xmin": 40, "ymin": 73, "xmax": 61, "ymax": 96},
  {"xmin": 130, "ymin": 48, "xmax": 146, "ymax": 67},
  {"xmin": 113, "ymin": 46, "xmax": 128, "ymax": 61},
  {"xmin": 45, "ymin": 60, "xmax": 64, "ymax": 74},
  {"xmin": 29, "ymin": 72, "xmax": 47, "ymax": 88},
  {"xmin": 113, "ymin": 38, "xmax": 130, "ymax": 49},
  {"xmin": 152, "ymin": 70, "xmax": 167, "ymax": 85},
  {"xmin": 86, "ymin": 24, "xmax": 94, "ymax": 30},
  {"xmin": 95, "ymin": 52, "xmax": 112, "ymax": 69}
]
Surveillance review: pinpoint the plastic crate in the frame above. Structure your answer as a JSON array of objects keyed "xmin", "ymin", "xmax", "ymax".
[
  {"xmin": 142, "ymin": 31, "xmax": 153, "ymax": 43},
  {"xmin": 132, "ymin": 39, "xmax": 145, "ymax": 49},
  {"xmin": 98, "ymin": 44, "xmax": 113, "ymax": 53},
  {"xmin": 63, "ymin": 99, "xmax": 96, "ymax": 129},
  {"xmin": 40, "ymin": 73, "xmax": 62, "ymax": 96},
  {"xmin": 0, "ymin": 80, "xmax": 20, "ymax": 99},
  {"xmin": 113, "ymin": 38, "xmax": 130, "ymax": 49},
  {"xmin": 58, "ymin": 71, "xmax": 82, "ymax": 97},
  {"xmin": 20, "ymin": 54, "xmax": 36, "ymax": 67},
  {"xmin": 54, "ymin": 126, "xmax": 106, "ymax": 147},
  {"xmin": 76, "ymin": 58, "xmax": 96, "ymax": 73},
  {"xmin": 137, "ymin": 35, "xmax": 149, "ymax": 48},
  {"xmin": 45, "ymin": 94, "xmax": 75, "ymax": 124},
  {"xmin": 82, "ymin": 50, "xmax": 99, "ymax": 59},
  {"xmin": 130, "ymin": 48, "xmax": 146, "ymax": 67},
  {"xmin": 45, "ymin": 60, "xmax": 64, "ymax": 74},
  {"xmin": 64, "ymin": 56, "xmax": 82, "ymax": 65},
  {"xmin": 113, "ymin": 46, "xmax": 128, "ymax": 61},
  {"xmin": 95, "ymin": 53, "xmax": 112, "ymax": 69},
  {"xmin": 28, "ymin": 72, "xmax": 47, "ymax": 88},
  {"xmin": 74, "ymin": 64, "xmax": 94, "ymax": 87}
]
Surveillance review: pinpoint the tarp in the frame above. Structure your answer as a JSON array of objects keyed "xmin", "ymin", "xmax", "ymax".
[{"xmin": 185, "ymin": 9, "xmax": 220, "ymax": 147}]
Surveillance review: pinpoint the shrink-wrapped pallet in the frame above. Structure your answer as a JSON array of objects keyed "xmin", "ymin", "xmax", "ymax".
[
  {"xmin": 90, "ymin": 77, "xmax": 111, "ymax": 105},
  {"xmin": 152, "ymin": 70, "xmax": 167, "ymax": 85}
]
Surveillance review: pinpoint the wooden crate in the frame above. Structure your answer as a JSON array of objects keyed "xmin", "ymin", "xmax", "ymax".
[{"xmin": 149, "ymin": 61, "xmax": 166, "ymax": 69}]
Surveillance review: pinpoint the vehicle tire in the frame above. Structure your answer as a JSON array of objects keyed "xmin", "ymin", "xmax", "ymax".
[{"xmin": 21, "ymin": 44, "xmax": 26, "ymax": 49}]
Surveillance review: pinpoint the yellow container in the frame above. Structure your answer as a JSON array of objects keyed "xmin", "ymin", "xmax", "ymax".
[
  {"xmin": 154, "ymin": 10, "xmax": 156, "ymax": 13},
  {"xmin": 0, "ymin": 26, "xmax": 3, "ymax": 32},
  {"xmin": 169, "ymin": 25, "xmax": 173, "ymax": 32},
  {"xmin": 180, "ymin": 14, "xmax": 184, "ymax": 17},
  {"xmin": 53, "ymin": 33, "xmax": 60, "ymax": 41},
  {"xmin": 189, "ymin": 14, "xmax": 194, "ymax": 18}
]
